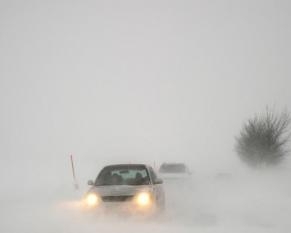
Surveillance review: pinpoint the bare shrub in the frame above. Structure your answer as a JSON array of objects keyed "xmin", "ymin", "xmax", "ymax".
[{"xmin": 235, "ymin": 109, "xmax": 290, "ymax": 167}]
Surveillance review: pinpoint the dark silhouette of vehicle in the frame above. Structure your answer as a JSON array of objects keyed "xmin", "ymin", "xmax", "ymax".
[{"xmin": 159, "ymin": 163, "xmax": 191, "ymax": 179}]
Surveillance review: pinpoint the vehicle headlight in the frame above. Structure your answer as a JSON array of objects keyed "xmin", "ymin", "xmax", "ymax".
[
  {"xmin": 135, "ymin": 192, "xmax": 152, "ymax": 207},
  {"xmin": 85, "ymin": 193, "xmax": 100, "ymax": 207}
]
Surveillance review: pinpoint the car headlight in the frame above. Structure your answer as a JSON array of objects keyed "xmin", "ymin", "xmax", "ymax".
[
  {"xmin": 135, "ymin": 192, "xmax": 152, "ymax": 207},
  {"xmin": 85, "ymin": 193, "xmax": 100, "ymax": 207}
]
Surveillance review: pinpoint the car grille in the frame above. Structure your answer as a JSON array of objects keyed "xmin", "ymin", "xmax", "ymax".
[{"xmin": 101, "ymin": 195, "xmax": 134, "ymax": 202}]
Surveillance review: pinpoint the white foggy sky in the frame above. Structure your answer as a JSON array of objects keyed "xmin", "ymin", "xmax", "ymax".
[{"xmin": 1, "ymin": 0, "xmax": 291, "ymax": 181}]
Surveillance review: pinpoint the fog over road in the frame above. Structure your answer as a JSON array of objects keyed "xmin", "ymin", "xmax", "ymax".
[
  {"xmin": 1, "ymin": 167, "xmax": 291, "ymax": 233},
  {"xmin": 1, "ymin": 0, "xmax": 291, "ymax": 232}
]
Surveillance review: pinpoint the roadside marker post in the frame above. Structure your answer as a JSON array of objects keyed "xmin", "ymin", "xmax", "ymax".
[{"xmin": 70, "ymin": 154, "xmax": 79, "ymax": 190}]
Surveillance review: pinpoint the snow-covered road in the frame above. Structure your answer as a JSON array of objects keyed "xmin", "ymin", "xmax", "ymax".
[{"xmin": 1, "ymin": 170, "xmax": 291, "ymax": 233}]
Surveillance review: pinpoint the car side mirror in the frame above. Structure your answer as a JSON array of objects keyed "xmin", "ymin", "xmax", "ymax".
[
  {"xmin": 154, "ymin": 178, "xmax": 163, "ymax": 184},
  {"xmin": 87, "ymin": 180, "xmax": 94, "ymax": 186}
]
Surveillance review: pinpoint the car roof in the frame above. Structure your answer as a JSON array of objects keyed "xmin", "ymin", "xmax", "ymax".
[
  {"xmin": 160, "ymin": 162, "xmax": 187, "ymax": 167},
  {"xmin": 102, "ymin": 164, "xmax": 151, "ymax": 169}
]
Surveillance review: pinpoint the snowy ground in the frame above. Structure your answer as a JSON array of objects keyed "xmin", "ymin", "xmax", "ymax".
[{"xmin": 1, "ymin": 169, "xmax": 291, "ymax": 233}]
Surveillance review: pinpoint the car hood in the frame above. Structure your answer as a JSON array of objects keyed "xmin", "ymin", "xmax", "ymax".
[{"xmin": 88, "ymin": 185, "xmax": 152, "ymax": 197}]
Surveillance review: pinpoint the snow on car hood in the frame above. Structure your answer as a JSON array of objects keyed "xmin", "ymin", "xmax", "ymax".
[{"xmin": 88, "ymin": 185, "xmax": 152, "ymax": 196}]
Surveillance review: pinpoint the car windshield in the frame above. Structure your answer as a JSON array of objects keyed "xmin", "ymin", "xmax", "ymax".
[
  {"xmin": 159, "ymin": 163, "xmax": 187, "ymax": 173},
  {"xmin": 95, "ymin": 165, "xmax": 150, "ymax": 186}
]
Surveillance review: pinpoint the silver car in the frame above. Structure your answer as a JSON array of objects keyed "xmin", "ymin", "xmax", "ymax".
[{"xmin": 84, "ymin": 164, "xmax": 165, "ymax": 214}]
